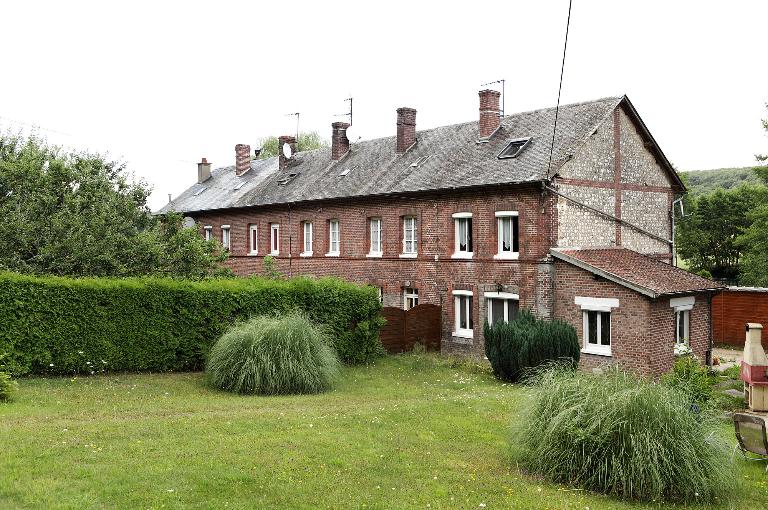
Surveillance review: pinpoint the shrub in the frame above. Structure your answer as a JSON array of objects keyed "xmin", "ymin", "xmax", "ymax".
[
  {"xmin": 484, "ymin": 310, "xmax": 579, "ymax": 382},
  {"xmin": 0, "ymin": 354, "xmax": 17, "ymax": 401},
  {"xmin": 206, "ymin": 312, "xmax": 340, "ymax": 395},
  {"xmin": 661, "ymin": 355, "xmax": 716, "ymax": 408},
  {"xmin": 515, "ymin": 366, "xmax": 735, "ymax": 503},
  {"xmin": 0, "ymin": 272, "xmax": 383, "ymax": 376}
]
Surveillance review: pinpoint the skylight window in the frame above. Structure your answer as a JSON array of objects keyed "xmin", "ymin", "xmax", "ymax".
[
  {"xmin": 339, "ymin": 168, "xmax": 352, "ymax": 177},
  {"xmin": 193, "ymin": 186, "xmax": 207, "ymax": 196},
  {"xmin": 233, "ymin": 180, "xmax": 247, "ymax": 190},
  {"xmin": 497, "ymin": 138, "xmax": 531, "ymax": 159},
  {"xmin": 409, "ymin": 155, "xmax": 430, "ymax": 168},
  {"xmin": 277, "ymin": 173, "xmax": 298, "ymax": 186}
]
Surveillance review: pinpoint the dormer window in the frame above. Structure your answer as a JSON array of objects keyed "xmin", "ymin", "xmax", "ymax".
[{"xmin": 497, "ymin": 138, "xmax": 531, "ymax": 159}]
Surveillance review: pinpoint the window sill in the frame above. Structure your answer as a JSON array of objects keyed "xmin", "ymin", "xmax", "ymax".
[
  {"xmin": 451, "ymin": 252, "xmax": 474, "ymax": 259},
  {"xmin": 247, "ymin": 252, "xmax": 259, "ymax": 257},
  {"xmin": 451, "ymin": 333, "xmax": 474, "ymax": 344},
  {"xmin": 269, "ymin": 252, "xmax": 279, "ymax": 256},
  {"xmin": 452, "ymin": 330, "xmax": 474, "ymax": 339},
  {"xmin": 366, "ymin": 252, "xmax": 383, "ymax": 258},
  {"xmin": 493, "ymin": 252, "xmax": 520, "ymax": 260},
  {"xmin": 581, "ymin": 347, "xmax": 612, "ymax": 357},
  {"xmin": 299, "ymin": 251, "xmax": 313, "ymax": 258},
  {"xmin": 325, "ymin": 252, "xmax": 340, "ymax": 257},
  {"xmin": 399, "ymin": 253, "xmax": 417, "ymax": 259}
]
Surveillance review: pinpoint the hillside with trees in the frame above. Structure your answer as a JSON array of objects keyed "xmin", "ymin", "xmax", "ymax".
[{"xmin": 680, "ymin": 167, "xmax": 762, "ymax": 196}]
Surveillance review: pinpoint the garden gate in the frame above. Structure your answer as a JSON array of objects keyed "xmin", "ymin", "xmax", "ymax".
[{"xmin": 379, "ymin": 304, "xmax": 441, "ymax": 353}]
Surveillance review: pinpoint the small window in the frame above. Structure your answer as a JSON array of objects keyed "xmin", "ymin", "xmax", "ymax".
[
  {"xmin": 339, "ymin": 168, "xmax": 352, "ymax": 177},
  {"xmin": 375, "ymin": 286, "xmax": 384, "ymax": 304},
  {"xmin": 303, "ymin": 222, "xmax": 313, "ymax": 255},
  {"xmin": 193, "ymin": 186, "xmax": 207, "ymax": 196},
  {"xmin": 583, "ymin": 310, "xmax": 611, "ymax": 355},
  {"xmin": 497, "ymin": 138, "xmax": 531, "ymax": 159},
  {"xmin": 221, "ymin": 225, "xmax": 231, "ymax": 250},
  {"xmin": 234, "ymin": 180, "xmax": 247, "ymax": 190},
  {"xmin": 402, "ymin": 216, "xmax": 417, "ymax": 255},
  {"xmin": 277, "ymin": 173, "xmax": 298, "ymax": 186},
  {"xmin": 452, "ymin": 213, "xmax": 473, "ymax": 257},
  {"xmin": 327, "ymin": 220, "xmax": 340, "ymax": 256},
  {"xmin": 676, "ymin": 309, "xmax": 690, "ymax": 345},
  {"xmin": 270, "ymin": 223, "xmax": 280, "ymax": 255},
  {"xmin": 453, "ymin": 291, "xmax": 473, "ymax": 339},
  {"xmin": 409, "ymin": 155, "xmax": 430, "ymax": 168},
  {"xmin": 486, "ymin": 293, "xmax": 519, "ymax": 326},
  {"xmin": 404, "ymin": 288, "xmax": 419, "ymax": 310},
  {"xmin": 249, "ymin": 224, "xmax": 258, "ymax": 254},
  {"xmin": 495, "ymin": 211, "xmax": 519, "ymax": 259},
  {"xmin": 369, "ymin": 218, "xmax": 382, "ymax": 256},
  {"xmin": 204, "ymin": 226, "xmax": 212, "ymax": 242}
]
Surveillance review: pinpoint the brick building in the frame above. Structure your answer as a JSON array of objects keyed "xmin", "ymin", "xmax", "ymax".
[{"xmin": 161, "ymin": 91, "xmax": 722, "ymax": 375}]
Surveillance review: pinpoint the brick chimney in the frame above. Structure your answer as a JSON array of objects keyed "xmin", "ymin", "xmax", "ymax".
[
  {"xmin": 197, "ymin": 157, "xmax": 211, "ymax": 184},
  {"xmin": 479, "ymin": 89, "xmax": 501, "ymax": 139},
  {"xmin": 331, "ymin": 122, "xmax": 350, "ymax": 160},
  {"xmin": 396, "ymin": 107, "xmax": 417, "ymax": 153},
  {"xmin": 278, "ymin": 135, "xmax": 297, "ymax": 170},
  {"xmin": 235, "ymin": 144, "xmax": 251, "ymax": 176}
]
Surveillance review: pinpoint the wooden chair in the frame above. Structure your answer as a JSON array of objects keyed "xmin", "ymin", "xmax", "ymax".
[{"xmin": 733, "ymin": 413, "xmax": 768, "ymax": 471}]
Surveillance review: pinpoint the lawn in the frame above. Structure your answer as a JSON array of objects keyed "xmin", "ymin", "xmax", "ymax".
[{"xmin": 1, "ymin": 355, "xmax": 766, "ymax": 509}]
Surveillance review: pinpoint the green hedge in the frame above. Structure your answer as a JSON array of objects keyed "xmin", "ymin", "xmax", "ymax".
[{"xmin": 0, "ymin": 272, "xmax": 384, "ymax": 376}]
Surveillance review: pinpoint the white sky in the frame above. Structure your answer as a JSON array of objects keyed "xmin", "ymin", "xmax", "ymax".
[{"xmin": 2, "ymin": 1, "xmax": 767, "ymax": 210}]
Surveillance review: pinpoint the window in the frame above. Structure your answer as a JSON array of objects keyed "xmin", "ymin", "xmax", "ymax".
[
  {"xmin": 270, "ymin": 223, "xmax": 280, "ymax": 255},
  {"xmin": 575, "ymin": 296, "xmax": 618, "ymax": 356},
  {"xmin": 485, "ymin": 292, "xmax": 519, "ymax": 326},
  {"xmin": 453, "ymin": 290, "xmax": 473, "ymax": 339},
  {"xmin": 221, "ymin": 225, "xmax": 231, "ymax": 250},
  {"xmin": 327, "ymin": 219, "xmax": 340, "ymax": 256},
  {"xmin": 404, "ymin": 288, "xmax": 419, "ymax": 310},
  {"xmin": 497, "ymin": 137, "xmax": 531, "ymax": 159},
  {"xmin": 402, "ymin": 216, "xmax": 417, "ymax": 256},
  {"xmin": 302, "ymin": 221, "xmax": 313, "ymax": 256},
  {"xmin": 676, "ymin": 310, "xmax": 690, "ymax": 345},
  {"xmin": 452, "ymin": 213, "xmax": 473, "ymax": 258},
  {"xmin": 495, "ymin": 211, "xmax": 519, "ymax": 259},
  {"xmin": 248, "ymin": 224, "xmax": 258, "ymax": 255},
  {"xmin": 204, "ymin": 226, "xmax": 212, "ymax": 242},
  {"xmin": 369, "ymin": 218, "xmax": 382, "ymax": 256},
  {"xmin": 376, "ymin": 286, "xmax": 384, "ymax": 304}
]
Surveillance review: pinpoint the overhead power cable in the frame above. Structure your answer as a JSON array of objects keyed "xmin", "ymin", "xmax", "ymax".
[{"xmin": 547, "ymin": 0, "xmax": 573, "ymax": 175}]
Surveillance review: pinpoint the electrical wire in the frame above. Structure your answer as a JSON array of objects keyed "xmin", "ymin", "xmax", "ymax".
[{"xmin": 547, "ymin": 0, "xmax": 573, "ymax": 175}]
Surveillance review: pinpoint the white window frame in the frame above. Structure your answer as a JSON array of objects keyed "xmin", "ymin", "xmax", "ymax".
[
  {"xmin": 494, "ymin": 211, "xmax": 519, "ymax": 260},
  {"xmin": 576, "ymin": 296, "xmax": 618, "ymax": 357},
  {"xmin": 368, "ymin": 218, "xmax": 383, "ymax": 257},
  {"xmin": 452, "ymin": 289, "xmax": 474, "ymax": 339},
  {"xmin": 484, "ymin": 291, "xmax": 520, "ymax": 325},
  {"xmin": 376, "ymin": 286, "xmax": 384, "ymax": 304},
  {"xmin": 270, "ymin": 223, "xmax": 280, "ymax": 255},
  {"xmin": 400, "ymin": 216, "xmax": 417, "ymax": 258},
  {"xmin": 670, "ymin": 296, "xmax": 694, "ymax": 346},
  {"xmin": 404, "ymin": 287, "xmax": 419, "ymax": 310},
  {"xmin": 247, "ymin": 224, "xmax": 258, "ymax": 255},
  {"xmin": 452, "ymin": 212, "xmax": 473, "ymax": 259},
  {"xmin": 204, "ymin": 225, "xmax": 212, "ymax": 242},
  {"xmin": 221, "ymin": 225, "xmax": 231, "ymax": 250},
  {"xmin": 301, "ymin": 221, "xmax": 313, "ymax": 257},
  {"xmin": 326, "ymin": 219, "xmax": 340, "ymax": 256}
]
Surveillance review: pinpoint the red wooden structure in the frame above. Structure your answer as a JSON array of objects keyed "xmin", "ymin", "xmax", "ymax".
[
  {"xmin": 713, "ymin": 288, "xmax": 768, "ymax": 348},
  {"xmin": 379, "ymin": 304, "xmax": 441, "ymax": 353}
]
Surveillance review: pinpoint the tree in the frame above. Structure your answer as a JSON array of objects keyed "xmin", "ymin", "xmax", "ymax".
[
  {"xmin": 0, "ymin": 133, "xmax": 228, "ymax": 278},
  {"xmin": 256, "ymin": 131, "xmax": 328, "ymax": 159}
]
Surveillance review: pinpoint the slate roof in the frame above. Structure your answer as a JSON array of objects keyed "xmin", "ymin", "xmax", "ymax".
[
  {"xmin": 159, "ymin": 96, "xmax": 627, "ymax": 214},
  {"xmin": 551, "ymin": 248, "xmax": 725, "ymax": 298}
]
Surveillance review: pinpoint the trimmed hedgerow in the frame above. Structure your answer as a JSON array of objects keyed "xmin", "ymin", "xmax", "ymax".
[
  {"xmin": 0, "ymin": 272, "xmax": 384, "ymax": 376},
  {"xmin": 207, "ymin": 312, "xmax": 341, "ymax": 395},
  {"xmin": 484, "ymin": 310, "xmax": 579, "ymax": 382}
]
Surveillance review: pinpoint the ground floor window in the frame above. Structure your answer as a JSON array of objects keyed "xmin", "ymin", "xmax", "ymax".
[
  {"xmin": 453, "ymin": 290, "xmax": 473, "ymax": 339},
  {"xmin": 485, "ymin": 292, "xmax": 519, "ymax": 326},
  {"xmin": 403, "ymin": 288, "xmax": 418, "ymax": 310},
  {"xmin": 575, "ymin": 296, "xmax": 618, "ymax": 357},
  {"xmin": 676, "ymin": 309, "xmax": 690, "ymax": 345}
]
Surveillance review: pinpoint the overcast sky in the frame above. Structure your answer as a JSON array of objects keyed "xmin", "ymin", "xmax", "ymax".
[{"xmin": 2, "ymin": 0, "xmax": 767, "ymax": 210}]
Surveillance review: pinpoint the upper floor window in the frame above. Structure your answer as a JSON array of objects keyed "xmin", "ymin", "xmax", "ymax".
[
  {"xmin": 485, "ymin": 292, "xmax": 519, "ymax": 326},
  {"xmin": 404, "ymin": 287, "xmax": 419, "ymax": 310},
  {"xmin": 452, "ymin": 212, "xmax": 473, "ymax": 258},
  {"xmin": 204, "ymin": 226, "xmax": 212, "ymax": 242},
  {"xmin": 369, "ymin": 218, "xmax": 382, "ymax": 256},
  {"xmin": 576, "ymin": 296, "xmax": 618, "ymax": 357},
  {"xmin": 453, "ymin": 290, "xmax": 473, "ymax": 339},
  {"xmin": 495, "ymin": 211, "xmax": 519, "ymax": 259},
  {"xmin": 302, "ymin": 221, "xmax": 313, "ymax": 256},
  {"xmin": 401, "ymin": 216, "xmax": 417, "ymax": 257},
  {"xmin": 221, "ymin": 225, "xmax": 231, "ymax": 250},
  {"xmin": 327, "ymin": 219, "xmax": 340, "ymax": 256},
  {"xmin": 249, "ymin": 224, "xmax": 258, "ymax": 255},
  {"xmin": 270, "ymin": 223, "xmax": 280, "ymax": 255}
]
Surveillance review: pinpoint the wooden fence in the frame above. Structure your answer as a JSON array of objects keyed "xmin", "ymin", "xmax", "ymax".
[
  {"xmin": 713, "ymin": 288, "xmax": 768, "ymax": 348},
  {"xmin": 379, "ymin": 304, "xmax": 441, "ymax": 353}
]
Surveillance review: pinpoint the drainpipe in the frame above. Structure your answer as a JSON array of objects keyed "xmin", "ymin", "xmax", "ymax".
[
  {"xmin": 706, "ymin": 292, "xmax": 714, "ymax": 367},
  {"xmin": 671, "ymin": 196, "xmax": 684, "ymax": 267}
]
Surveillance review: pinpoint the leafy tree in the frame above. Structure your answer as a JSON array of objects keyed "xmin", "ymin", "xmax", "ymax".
[
  {"xmin": 0, "ymin": 133, "xmax": 228, "ymax": 278},
  {"xmin": 256, "ymin": 131, "xmax": 328, "ymax": 159}
]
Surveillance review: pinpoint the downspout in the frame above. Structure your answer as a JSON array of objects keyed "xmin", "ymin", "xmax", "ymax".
[
  {"xmin": 288, "ymin": 202, "xmax": 293, "ymax": 278},
  {"xmin": 706, "ymin": 292, "xmax": 714, "ymax": 367},
  {"xmin": 671, "ymin": 196, "xmax": 684, "ymax": 267}
]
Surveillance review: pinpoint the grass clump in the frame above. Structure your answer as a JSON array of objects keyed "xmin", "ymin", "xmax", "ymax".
[
  {"xmin": 515, "ymin": 365, "xmax": 735, "ymax": 503},
  {"xmin": 206, "ymin": 312, "xmax": 340, "ymax": 395}
]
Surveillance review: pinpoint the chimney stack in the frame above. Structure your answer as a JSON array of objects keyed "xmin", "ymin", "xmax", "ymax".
[
  {"xmin": 197, "ymin": 157, "xmax": 212, "ymax": 183},
  {"xmin": 278, "ymin": 135, "xmax": 297, "ymax": 170},
  {"xmin": 331, "ymin": 122, "xmax": 350, "ymax": 160},
  {"xmin": 396, "ymin": 107, "xmax": 417, "ymax": 153},
  {"xmin": 235, "ymin": 144, "xmax": 251, "ymax": 176},
  {"xmin": 478, "ymin": 89, "xmax": 501, "ymax": 139}
]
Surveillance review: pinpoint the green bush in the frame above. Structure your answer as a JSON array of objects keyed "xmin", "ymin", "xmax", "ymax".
[
  {"xmin": 0, "ymin": 272, "xmax": 383, "ymax": 376},
  {"xmin": 661, "ymin": 355, "xmax": 716, "ymax": 408},
  {"xmin": 515, "ymin": 366, "xmax": 735, "ymax": 503},
  {"xmin": 0, "ymin": 354, "xmax": 17, "ymax": 401},
  {"xmin": 484, "ymin": 310, "xmax": 579, "ymax": 382},
  {"xmin": 206, "ymin": 312, "xmax": 340, "ymax": 395}
]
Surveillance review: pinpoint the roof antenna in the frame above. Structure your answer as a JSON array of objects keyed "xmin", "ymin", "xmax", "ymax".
[
  {"xmin": 334, "ymin": 96, "xmax": 353, "ymax": 125},
  {"xmin": 547, "ymin": 0, "xmax": 573, "ymax": 175},
  {"xmin": 480, "ymin": 79, "xmax": 505, "ymax": 118},
  {"xmin": 285, "ymin": 112, "xmax": 300, "ymax": 146}
]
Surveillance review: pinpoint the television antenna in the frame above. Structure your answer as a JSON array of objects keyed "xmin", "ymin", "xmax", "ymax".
[
  {"xmin": 480, "ymin": 79, "xmax": 505, "ymax": 117},
  {"xmin": 285, "ymin": 112, "xmax": 300, "ymax": 142}
]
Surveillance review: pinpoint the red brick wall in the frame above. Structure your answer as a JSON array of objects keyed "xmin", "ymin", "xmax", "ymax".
[
  {"xmin": 191, "ymin": 185, "xmax": 555, "ymax": 354},
  {"xmin": 713, "ymin": 290, "xmax": 768, "ymax": 348}
]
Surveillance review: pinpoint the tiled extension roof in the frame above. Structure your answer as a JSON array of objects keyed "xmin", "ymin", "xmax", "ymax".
[
  {"xmin": 159, "ymin": 96, "xmax": 626, "ymax": 214},
  {"xmin": 551, "ymin": 248, "xmax": 724, "ymax": 298}
]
